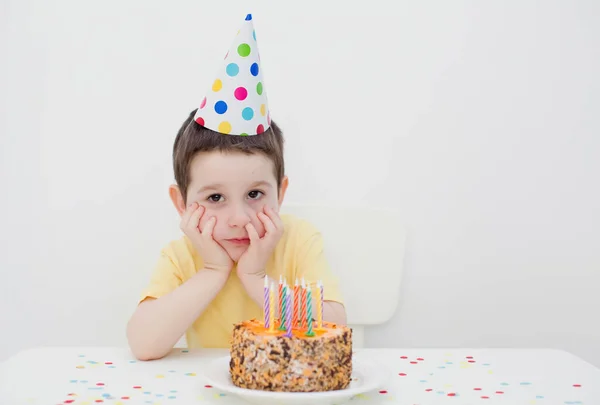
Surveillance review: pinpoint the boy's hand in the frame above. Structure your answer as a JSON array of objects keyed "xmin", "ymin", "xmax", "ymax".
[
  {"xmin": 181, "ymin": 202, "xmax": 233, "ymax": 274},
  {"xmin": 237, "ymin": 205, "xmax": 284, "ymax": 278}
]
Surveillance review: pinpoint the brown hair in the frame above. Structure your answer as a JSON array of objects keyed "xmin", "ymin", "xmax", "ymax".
[{"xmin": 172, "ymin": 109, "xmax": 285, "ymax": 204}]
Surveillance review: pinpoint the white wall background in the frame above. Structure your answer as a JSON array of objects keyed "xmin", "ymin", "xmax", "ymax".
[{"xmin": 1, "ymin": 0, "xmax": 599, "ymax": 366}]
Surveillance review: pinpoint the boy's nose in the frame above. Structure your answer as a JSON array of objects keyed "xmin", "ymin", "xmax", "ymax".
[{"xmin": 228, "ymin": 205, "xmax": 251, "ymax": 228}]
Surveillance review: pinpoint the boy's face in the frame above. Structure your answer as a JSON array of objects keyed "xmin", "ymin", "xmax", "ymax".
[{"xmin": 179, "ymin": 150, "xmax": 287, "ymax": 262}]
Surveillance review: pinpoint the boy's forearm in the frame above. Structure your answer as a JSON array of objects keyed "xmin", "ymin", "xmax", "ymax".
[{"xmin": 126, "ymin": 269, "xmax": 228, "ymax": 361}]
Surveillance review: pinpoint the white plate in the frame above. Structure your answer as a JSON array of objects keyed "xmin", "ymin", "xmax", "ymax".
[{"xmin": 201, "ymin": 354, "xmax": 388, "ymax": 405}]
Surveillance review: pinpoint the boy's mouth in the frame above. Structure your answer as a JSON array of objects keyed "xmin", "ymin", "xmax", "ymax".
[{"xmin": 225, "ymin": 238, "xmax": 250, "ymax": 245}]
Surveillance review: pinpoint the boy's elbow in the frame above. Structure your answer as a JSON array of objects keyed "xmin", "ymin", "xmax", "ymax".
[{"xmin": 126, "ymin": 318, "xmax": 168, "ymax": 361}]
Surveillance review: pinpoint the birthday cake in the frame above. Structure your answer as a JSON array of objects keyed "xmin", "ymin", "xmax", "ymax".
[{"xmin": 229, "ymin": 279, "xmax": 352, "ymax": 392}]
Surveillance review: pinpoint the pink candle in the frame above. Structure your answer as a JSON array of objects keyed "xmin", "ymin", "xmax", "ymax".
[{"xmin": 264, "ymin": 277, "xmax": 270, "ymax": 328}]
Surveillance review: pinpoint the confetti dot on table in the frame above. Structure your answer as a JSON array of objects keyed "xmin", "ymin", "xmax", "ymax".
[
  {"xmin": 79, "ymin": 354, "xmax": 85, "ymax": 357},
  {"xmin": 109, "ymin": 366, "xmax": 116, "ymax": 369},
  {"xmin": 133, "ymin": 386, "xmax": 142, "ymax": 389},
  {"xmin": 448, "ymin": 393, "xmax": 456, "ymax": 397},
  {"xmin": 438, "ymin": 366, "xmax": 446, "ymax": 369},
  {"xmin": 469, "ymin": 360, "xmax": 476, "ymax": 363},
  {"xmin": 156, "ymin": 375, "xmax": 164, "ymax": 379},
  {"xmin": 417, "ymin": 358, "xmax": 425, "ymax": 361},
  {"xmin": 186, "ymin": 373, "xmax": 197, "ymax": 376},
  {"xmin": 496, "ymin": 391, "xmax": 504, "ymax": 394},
  {"xmin": 501, "ymin": 382, "xmax": 509, "ymax": 386},
  {"xmin": 410, "ymin": 361, "xmax": 418, "ymax": 364},
  {"xmin": 536, "ymin": 396, "xmax": 544, "ymax": 399},
  {"xmin": 474, "ymin": 388, "xmax": 482, "ymax": 391},
  {"xmin": 521, "ymin": 382, "xmax": 532, "ymax": 385},
  {"xmin": 488, "ymin": 370, "xmax": 494, "ymax": 374},
  {"xmin": 80, "ymin": 380, "xmax": 88, "ymax": 384},
  {"xmin": 168, "ymin": 370, "xmax": 176, "ymax": 373},
  {"xmin": 170, "ymin": 390, "xmax": 177, "ymax": 393},
  {"xmin": 156, "ymin": 394, "xmax": 164, "ymax": 397},
  {"xmin": 168, "ymin": 396, "xmax": 176, "ymax": 400},
  {"xmin": 419, "ymin": 380, "xmax": 427, "ymax": 383},
  {"xmin": 573, "ymin": 384, "xmax": 582, "ymax": 387},
  {"xmin": 116, "ymin": 403, "xmax": 123, "ymax": 405},
  {"xmin": 437, "ymin": 391, "xmax": 445, "ymax": 395},
  {"xmin": 121, "ymin": 397, "xmax": 129, "ymax": 400},
  {"xmin": 379, "ymin": 390, "xmax": 387, "ymax": 394},
  {"xmin": 96, "ymin": 383, "xmax": 105, "ymax": 386},
  {"xmin": 95, "ymin": 401, "xmax": 103, "ymax": 403},
  {"xmin": 466, "ymin": 356, "xmax": 473, "ymax": 359},
  {"xmin": 483, "ymin": 363, "xmax": 490, "ymax": 366},
  {"xmin": 400, "ymin": 356, "xmax": 408, "ymax": 359},
  {"xmin": 425, "ymin": 389, "xmax": 433, "ymax": 392},
  {"xmin": 399, "ymin": 373, "xmax": 407, "ymax": 376},
  {"xmin": 65, "ymin": 401, "xmax": 75, "ymax": 404},
  {"xmin": 205, "ymin": 385, "xmax": 213, "ymax": 388},
  {"xmin": 88, "ymin": 387, "xmax": 104, "ymax": 391},
  {"xmin": 129, "ymin": 360, "xmax": 137, "ymax": 363},
  {"xmin": 70, "ymin": 380, "xmax": 78, "ymax": 383},
  {"xmin": 76, "ymin": 365, "xmax": 85, "ymax": 369},
  {"xmin": 143, "ymin": 391, "xmax": 151, "ymax": 395},
  {"xmin": 445, "ymin": 384, "xmax": 452, "ymax": 388},
  {"xmin": 482, "ymin": 396, "xmax": 489, "ymax": 399},
  {"xmin": 104, "ymin": 362, "xmax": 112, "ymax": 365},
  {"xmin": 446, "ymin": 362, "xmax": 453, "ymax": 364}
]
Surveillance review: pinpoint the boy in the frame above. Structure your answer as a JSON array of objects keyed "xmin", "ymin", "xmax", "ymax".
[{"xmin": 126, "ymin": 14, "xmax": 346, "ymax": 361}]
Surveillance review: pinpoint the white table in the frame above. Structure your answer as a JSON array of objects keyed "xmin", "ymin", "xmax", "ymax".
[{"xmin": 1, "ymin": 347, "xmax": 598, "ymax": 404}]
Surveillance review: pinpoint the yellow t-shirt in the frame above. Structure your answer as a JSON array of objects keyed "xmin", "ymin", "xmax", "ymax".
[{"xmin": 139, "ymin": 214, "xmax": 344, "ymax": 348}]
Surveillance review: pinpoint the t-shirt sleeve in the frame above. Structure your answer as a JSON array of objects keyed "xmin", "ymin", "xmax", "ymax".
[
  {"xmin": 138, "ymin": 250, "xmax": 183, "ymax": 304},
  {"xmin": 295, "ymin": 224, "xmax": 345, "ymax": 305}
]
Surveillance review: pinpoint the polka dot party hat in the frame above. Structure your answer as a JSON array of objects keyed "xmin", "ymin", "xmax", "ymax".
[{"xmin": 194, "ymin": 14, "xmax": 271, "ymax": 136}]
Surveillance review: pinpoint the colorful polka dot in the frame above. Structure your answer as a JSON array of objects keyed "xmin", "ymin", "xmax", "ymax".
[
  {"xmin": 234, "ymin": 87, "xmax": 248, "ymax": 101},
  {"xmin": 200, "ymin": 97, "xmax": 206, "ymax": 109},
  {"xmin": 195, "ymin": 117, "xmax": 204, "ymax": 126},
  {"xmin": 181, "ymin": 350, "xmax": 189, "ymax": 353},
  {"xmin": 260, "ymin": 104, "xmax": 266, "ymax": 116},
  {"xmin": 252, "ymin": 30, "xmax": 256, "ymax": 41},
  {"xmin": 214, "ymin": 101, "xmax": 228, "ymax": 114},
  {"xmin": 378, "ymin": 390, "xmax": 387, "ymax": 394},
  {"xmin": 250, "ymin": 63, "xmax": 259, "ymax": 76},
  {"xmin": 398, "ymin": 373, "xmax": 406, "ymax": 376},
  {"xmin": 242, "ymin": 107, "xmax": 254, "ymax": 120},
  {"xmin": 237, "ymin": 44, "xmax": 251, "ymax": 57},
  {"xmin": 212, "ymin": 79, "xmax": 222, "ymax": 92},
  {"xmin": 226, "ymin": 63, "xmax": 239, "ymax": 77},
  {"xmin": 256, "ymin": 82, "xmax": 263, "ymax": 95},
  {"xmin": 245, "ymin": 14, "xmax": 252, "ymax": 20},
  {"xmin": 256, "ymin": 124, "xmax": 264, "ymax": 134},
  {"xmin": 218, "ymin": 121, "xmax": 232, "ymax": 134}
]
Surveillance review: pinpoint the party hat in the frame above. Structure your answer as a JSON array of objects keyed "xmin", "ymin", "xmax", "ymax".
[{"xmin": 194, "ymin": 14, "xmax": 271, "ymax": 136}]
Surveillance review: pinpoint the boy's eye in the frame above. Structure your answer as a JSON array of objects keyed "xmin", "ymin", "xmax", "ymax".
[
  {"xmin": 208, "ymin": 194, "xmax": 224, "ymax": 202},
  {"xmin": 248, "ymin": 190, "xmax": 263, "ymax": 200}
]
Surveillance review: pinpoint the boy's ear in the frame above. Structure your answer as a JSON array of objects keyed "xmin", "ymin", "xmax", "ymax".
[
  {"xmin": 277, "ymin": 176, "xmax": 289, "ymax": 208},
  {"xmin": 169, "ymin": 184, "xmax": 187, "ymax": 216}
]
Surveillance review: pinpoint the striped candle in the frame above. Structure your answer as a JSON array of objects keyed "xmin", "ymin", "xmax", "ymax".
[
  {"xmin": 264, "ymin": 277, "xmax": 270, "ymax": 329},
  {"xmin": 319, "ymin": 280, "xmax": 324, "ymax": 328},
  {"xmin": 278, "ymin": 275, "xmax": 283, "ymax": 320},
  {"xmin": 279, "ymin": 283, "xmax": 288, "ymax": 331},
  {"xmin": 285, "ymin": 288, "xmax": 293, "ymax": 337},
  {"xmin": 300, "ymin": 279, "xmax": 307, "ymax": 330},
  {"xmin": 305, "ymin": 285, "xmax": 315, "ymax": 337},
  {"xmin": 316, "ymin": 280, "xmax": 323, "ymax": 329},
  {"xmin": 269, "ymin": 281, "xmax": 275, "ymax": 332},
  {"xmin": 293, "ymin": 279, "xmax": 300, "ymax": 328}
]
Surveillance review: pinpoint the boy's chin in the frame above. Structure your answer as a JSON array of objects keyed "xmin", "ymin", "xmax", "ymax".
[{"xmin": 226, "ymin": 246, "xmax": 249, "ymax": 263}]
